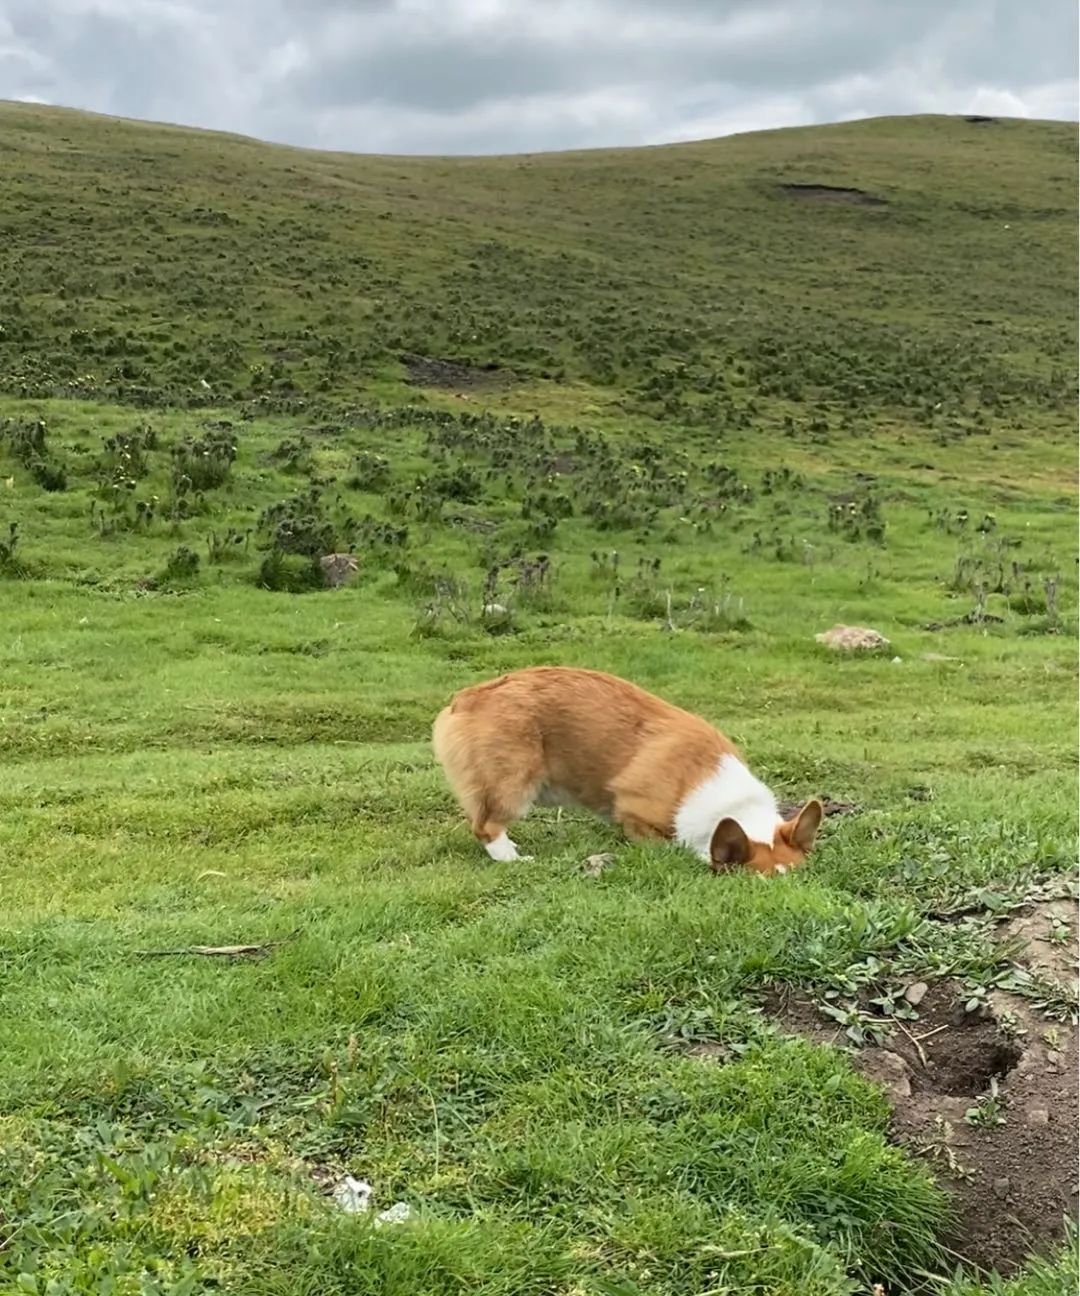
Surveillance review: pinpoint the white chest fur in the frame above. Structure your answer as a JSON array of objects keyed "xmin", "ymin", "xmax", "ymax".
[{"xmin": 673, "ymin": 753, "xmax": 782, "ymax": 860}]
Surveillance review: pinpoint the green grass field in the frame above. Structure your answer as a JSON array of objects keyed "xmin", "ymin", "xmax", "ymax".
[{"xmin": 0, "ymin": 104, "xmax": 1076, "ymax": 1295}]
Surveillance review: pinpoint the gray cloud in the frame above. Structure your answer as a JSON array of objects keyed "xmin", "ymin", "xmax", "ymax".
[{"xmin": 1, "ymin": 0, "xmax": 1076, "ymax": 154}]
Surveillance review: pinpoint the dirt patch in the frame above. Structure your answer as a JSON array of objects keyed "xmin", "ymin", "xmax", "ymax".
[
  {"xmin": 548, "ymin": 452, "xmax": 577, "ymax": 476},
  {"xmin": 763, "ymin": 901, "xmax": 1078, "ymax": 1276},
  {"xmin": 779, "ymin": 183, "xmax": 888, "ymax": 207},
  {"xmin": 924, "ymin": 612, "xmax": 1006, "ymax": 630},
  {"xmin": 994, "ymin": 898, "xmax": 1076, "ymax": 985},
  {"xmin": 402, "ymin": 353, "xmax": 515, "ymax": 391}
]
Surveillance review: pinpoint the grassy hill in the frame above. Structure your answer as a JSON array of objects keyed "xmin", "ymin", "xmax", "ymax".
[{"xmin": 0, "ymin": 104, "xmax": 1076, "ymax": 1296}]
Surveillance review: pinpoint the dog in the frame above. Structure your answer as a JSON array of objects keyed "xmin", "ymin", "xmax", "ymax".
[{"xmin": 433, "ymin": 666, "xmax": 822, "ymax": 875}]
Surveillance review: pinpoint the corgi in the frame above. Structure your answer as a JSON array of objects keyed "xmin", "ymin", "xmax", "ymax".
[{"xmin": 432, "ymin": 666, "xmax": 822, "ymax": 875}]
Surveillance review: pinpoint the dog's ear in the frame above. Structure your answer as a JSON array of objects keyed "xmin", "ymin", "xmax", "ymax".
[
  {"xmin": 710, "ymin": 817, "xmax": 750, "ymax": 872},
  {"xmin": 782, "ymin": 799, "xmax": 824, "ymax": 853}
]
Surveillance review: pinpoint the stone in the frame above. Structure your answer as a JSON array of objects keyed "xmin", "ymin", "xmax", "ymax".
[
  {"xmin": 581, "ymin": 853, "xmax": 615, "ymax": 878},
  {"xmin": 320, "ymin": 553, "xmax": 359, "ymax": 588},
  {"xmin": 858, "ymin": 1049, "xmax": 912, "ymax": 1099},
  {"xmin": 815, "ymin": 624, "xmax": 891, "ymax": 651},
  {"xmin": 992, "ymin": 1177, "xmax": 1011, "ymax": 1198},
  {"xmin": 1025, "ymin": 1108, "xmax": 1050, "ymax": 1126},
  {"xmin": 904, "ymin": 981, "xmax": 929, "ymax": 1007}
]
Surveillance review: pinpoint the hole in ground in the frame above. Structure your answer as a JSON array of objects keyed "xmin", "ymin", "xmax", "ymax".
[
  {"xmin": 901, "ymin": 988, "xmax": 1022, "ymax": 1096},
  {"xmin": 762, "ymin": 975, "xmax": 1077, "ymax": 1278}
]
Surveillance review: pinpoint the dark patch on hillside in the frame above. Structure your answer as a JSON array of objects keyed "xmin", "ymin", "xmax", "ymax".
[
  {"xmin": 402, "ymin": 353, "xmax": 515, "ymax": 391},
  {"xmin": 779, "ymin": 183, "xmax": 888, "ymax": 206}
]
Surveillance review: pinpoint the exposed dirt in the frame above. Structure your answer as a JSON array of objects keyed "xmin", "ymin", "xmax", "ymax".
[
  {"xmin": 924, "ymin": 611, "xmax": 1006, "ymax": 630},
  {"xmin": 764, "ymin": 899, "xmax": 1078, "ymax": 1277},
  {"xmin": 401, "ymin": 353, "xmax": 515, "ymax": 390},
  {"xmin": 779, "ymin": 183, "xmax": 888, "ymax": 206}
]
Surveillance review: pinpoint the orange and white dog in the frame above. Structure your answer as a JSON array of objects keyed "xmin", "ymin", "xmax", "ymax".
[{"xmin": 433, "ymin": 666, "xmax": 823, "ymax": 875}]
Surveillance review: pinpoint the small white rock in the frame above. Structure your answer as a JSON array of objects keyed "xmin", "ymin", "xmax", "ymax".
[
  {"xmin": 904, "ymin": 981, "xmax": 929, "ymax": 1007},
  {"xmin": 374, "ymin": 1201, "xmax": 413, "ymax": 1227}
]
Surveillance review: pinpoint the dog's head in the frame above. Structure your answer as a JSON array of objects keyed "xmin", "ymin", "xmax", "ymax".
[{"xmin": 709, "ymin": 799, "xmax": 823, "ymax": 876}]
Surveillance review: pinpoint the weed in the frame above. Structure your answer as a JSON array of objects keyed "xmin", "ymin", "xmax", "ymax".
[{"xmin": 965, "ymin": 1077, "xmax": 1007, "ymax": 1129}]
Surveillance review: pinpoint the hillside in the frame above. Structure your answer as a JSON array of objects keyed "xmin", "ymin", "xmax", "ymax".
[
  {"xmin": 1, "ymin": 105, "xmax": 1076, "ymax": 417},
  {"xmin": 0, "ymin": 105, "xmax": 1077, "ymax": 1296}
]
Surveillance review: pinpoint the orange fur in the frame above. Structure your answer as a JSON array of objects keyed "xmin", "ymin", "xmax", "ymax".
[{"xmin": 432, "ymin": 666, "xmax": 822, "ymax": 874}]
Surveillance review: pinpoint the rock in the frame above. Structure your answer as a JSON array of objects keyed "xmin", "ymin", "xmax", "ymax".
[
  {"xmin": 320, "ymin": 553, "xmax": 359, "ymax": 588},
  {"xmin": 1026, "ymin": 1108, "xmax": 1050, "ymax": 1126},
  {"xmin": 581, "ymin": 853, "xmax": 615, "ymax": 878},
  {"xmin": 858, "ymin": 1049, "xmax": 912, "ymax": 1098},
  {"xmin": 815, "ymin": 624, "xmax": 891, "ymax": 652},
  {"xmin": 374, "ymin": 1201, "xmax": 412, "ymax": 1227},
  {"xmin": 1046, "ymin": 1049, "xmax": 1064, "ymax": 1069},
  {"xmin": 992, "ymin": 1177, "xmax": 1011, "ymax": 1198},
  {"xmin": 687, "ymin": 1041, "xmax": 729, "ymax": 1063},
  {"xmin": 904, "ymin": 981, "xmax": 929, "ymax": 1007}
]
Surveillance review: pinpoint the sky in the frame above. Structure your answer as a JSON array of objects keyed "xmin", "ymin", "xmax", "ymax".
[{"xmin": 1, "ymin": 0, "xmax": 1077, "ymax": 155}]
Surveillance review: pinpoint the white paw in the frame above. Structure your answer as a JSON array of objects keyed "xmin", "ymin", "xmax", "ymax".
[{"xmin": 485, "ymin": 832, "xmax": 522, "ymax": 862}]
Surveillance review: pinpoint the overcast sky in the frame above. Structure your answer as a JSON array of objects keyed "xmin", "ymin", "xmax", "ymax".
[{"xmin": 2, "ymin": 0, "xmax": 1077, "ymax": 155}]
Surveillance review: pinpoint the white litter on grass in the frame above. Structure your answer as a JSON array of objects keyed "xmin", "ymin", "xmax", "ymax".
[
  {"xmin": 330, "ymin": 1177, "xmax": 412, "ymax": 1225},
  {"xmin": 332, "ymin": 1175, "xmax": 373, "ymax": 1214},
  {"xmin": 374, "ymin": 1201, "xmax": 413, "ymax": 1227}
]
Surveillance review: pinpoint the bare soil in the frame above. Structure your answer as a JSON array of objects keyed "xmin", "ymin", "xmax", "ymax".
[
  {"xmin": 401, "ymin": 353, "xmax": 515, "ymax": 390},
  {"xmin": 779, "ymin": 183, "xmax": 888, "ymax": 206},
  {"xmin": 766, "ymin": 898, "xmax": 1078, "ymax": 1277}
]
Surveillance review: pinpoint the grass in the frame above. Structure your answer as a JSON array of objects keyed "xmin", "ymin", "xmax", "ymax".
[{"xmin": 0, "ymin": 104, "xmax": 1076, "ymax": 1295}]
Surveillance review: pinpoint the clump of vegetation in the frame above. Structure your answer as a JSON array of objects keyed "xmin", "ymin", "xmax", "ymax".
[
  {"xmin": 346, "ymin": 450, "xmax": 391, "ymax": 491},
  {"xmin": 160, "ymin": 544, "xmax": 200, "ymax": 584},
  {"xmin": 266, "ymin": 434, "xmax": 313, "ymax": 474},
  {"xmin": 97, "ymin": 424, "xmax": 156, "ymax": 489},
  {"xmin": 827, "ymin": 493, "xmax": 886, "ymax": 544},
  {"xmin": 170, "ymin": 425, "xmax": 237, "ymax": 503},
  {"xmin": 0, "ymin": 416, "xmax": 67, "ymax": 491},
  {"xmin": 0, "ymin": 520, "xmax": 31, "ymax": 577}
]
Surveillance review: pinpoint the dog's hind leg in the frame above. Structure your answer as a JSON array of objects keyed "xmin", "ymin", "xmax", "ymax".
[{"xmin": 434, "ymin": 705, "xmax": 541, "ymax": 861}]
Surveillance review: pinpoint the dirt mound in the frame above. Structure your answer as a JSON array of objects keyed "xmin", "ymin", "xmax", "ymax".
[
  {"xmin": 402, "ymin": 353, "xmax": 514, "ymax": 390},
  {"xmin": 779, "ymin": 183, "xmax": 887, "ymax": 206},
  {"xmin": 766, "ymin": 900, "xmax": 1078, "ymax": 1277}
]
